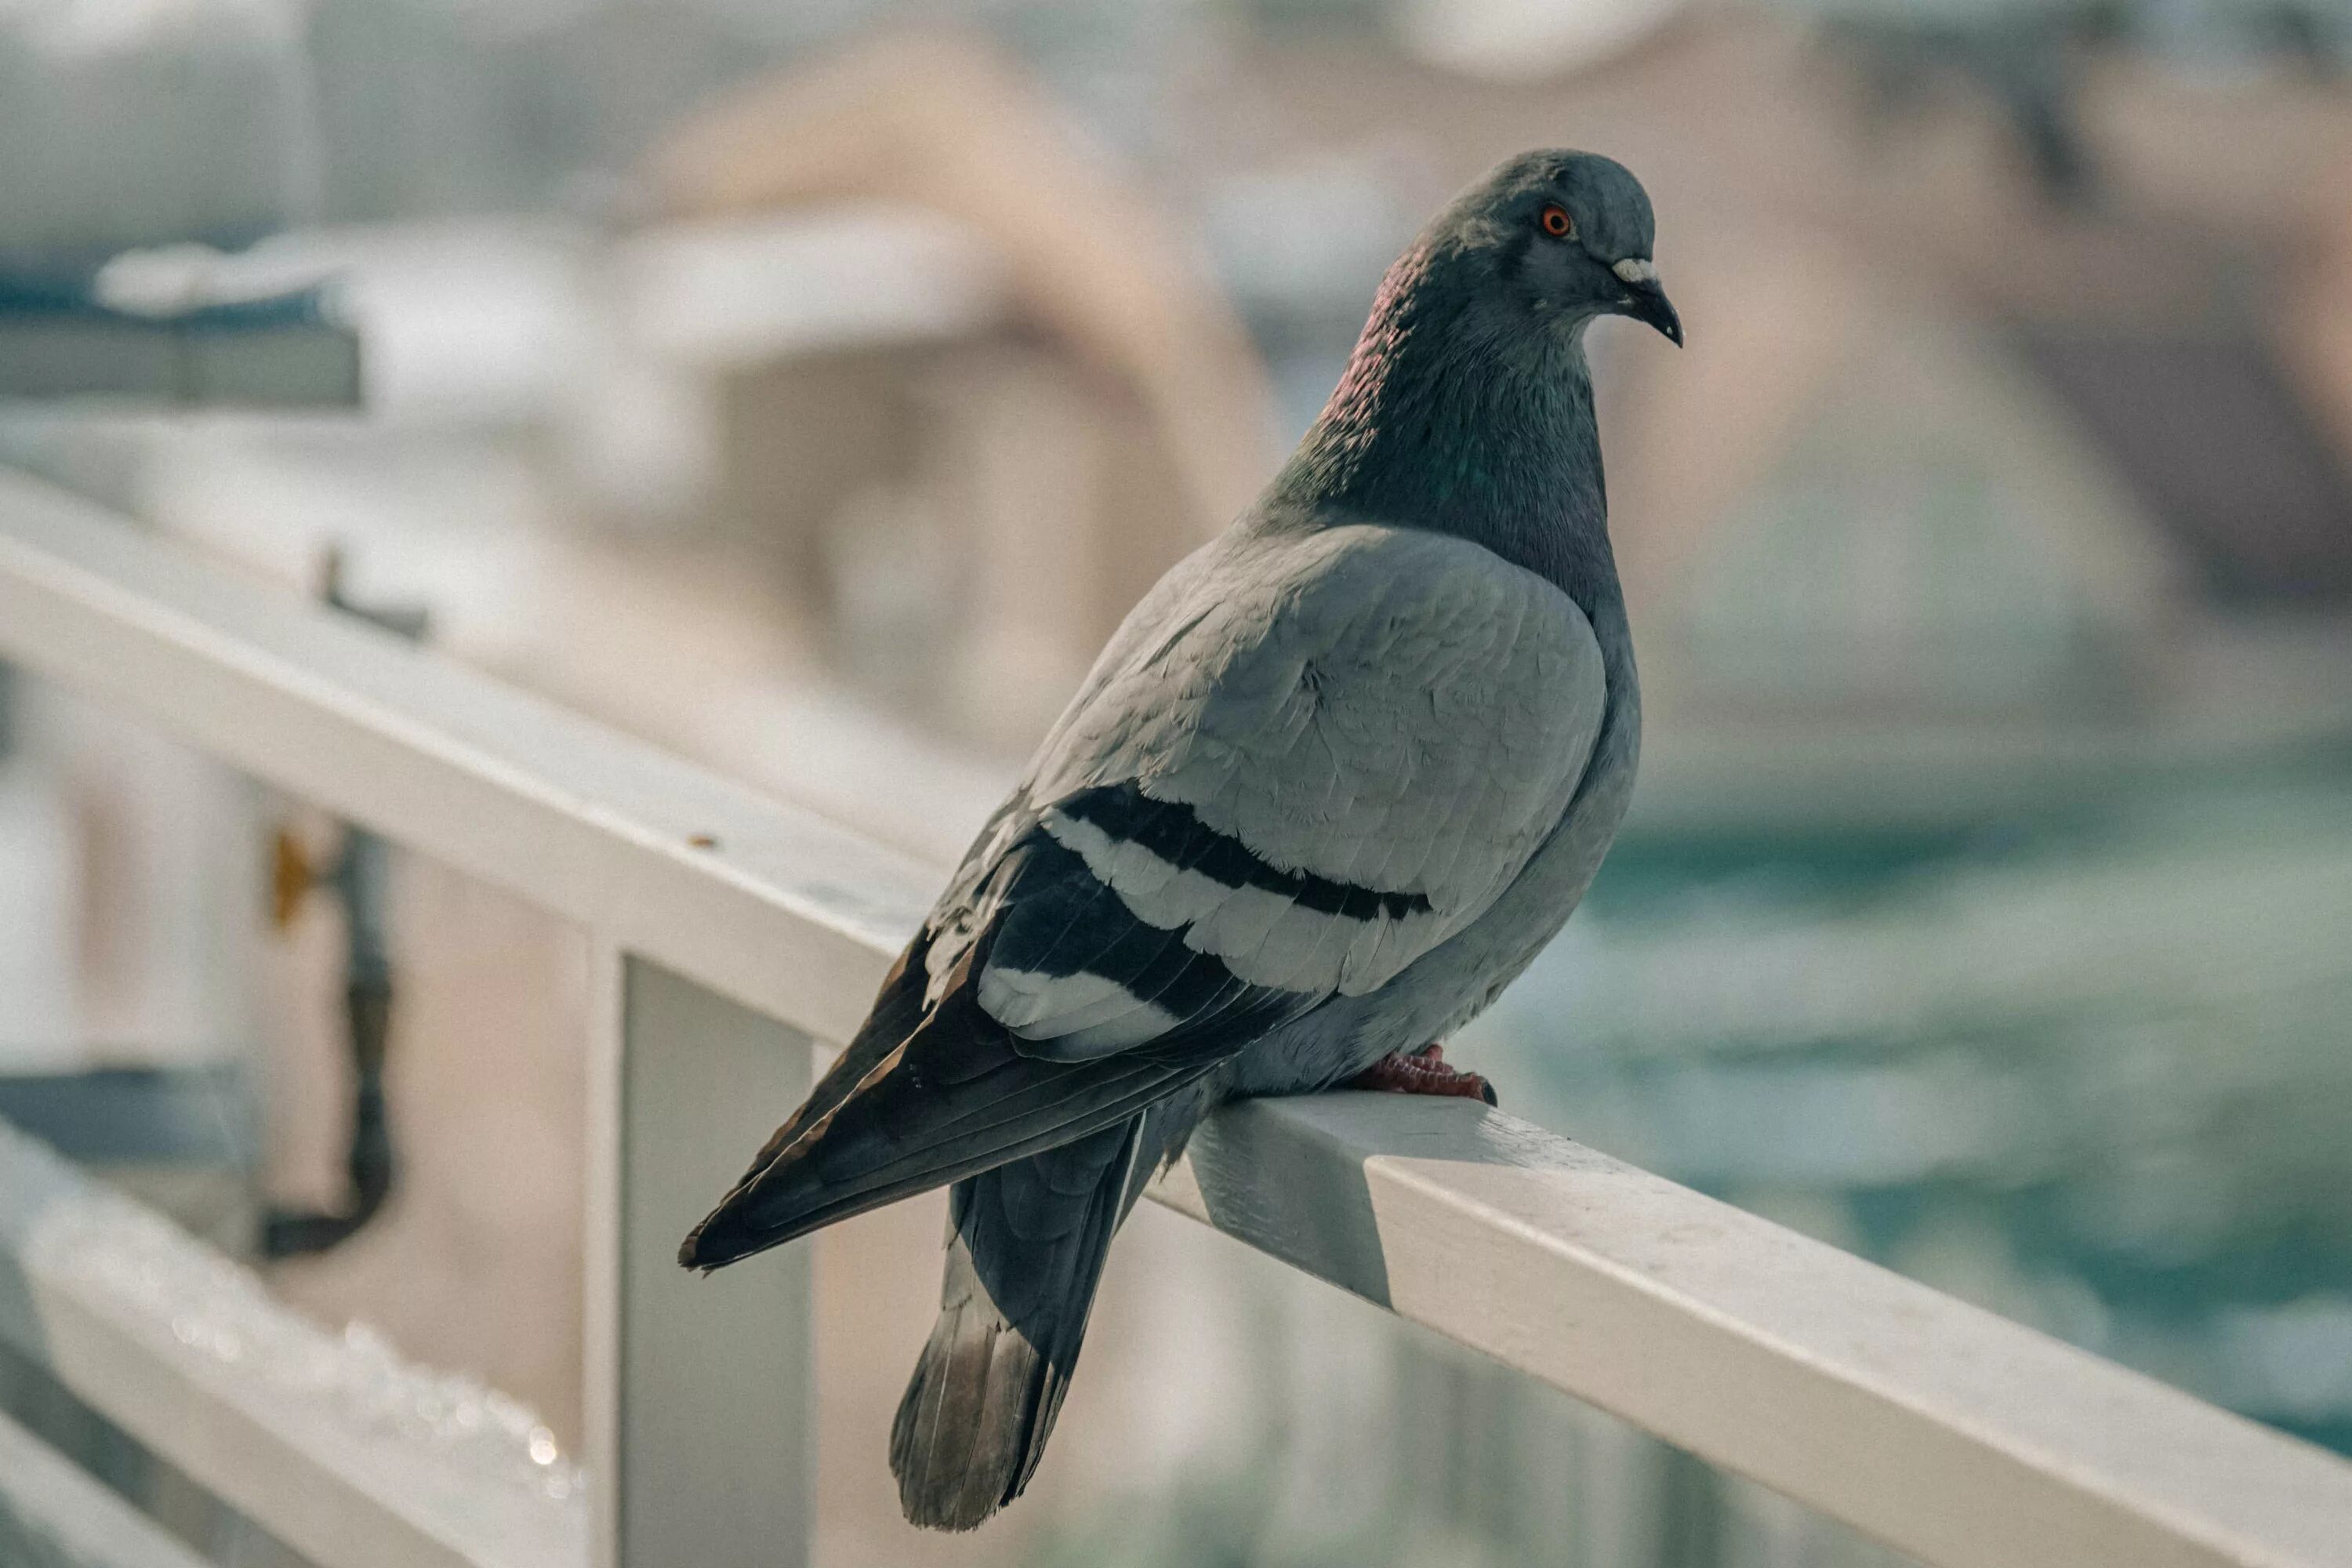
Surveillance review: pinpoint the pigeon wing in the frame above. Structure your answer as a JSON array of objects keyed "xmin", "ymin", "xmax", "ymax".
[
  {"xmin": 1007, "ymin": 522, "xmax": 1610, "ymax": 1025},
  {"xmin": 681, "ymin": 524, "xmax": 1606, "ymax": 1269}
]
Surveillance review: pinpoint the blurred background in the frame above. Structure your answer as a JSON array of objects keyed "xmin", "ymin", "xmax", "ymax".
[{"xmin": 2, "ymin": 0, "xmax": 2351, "ymax": 1563}]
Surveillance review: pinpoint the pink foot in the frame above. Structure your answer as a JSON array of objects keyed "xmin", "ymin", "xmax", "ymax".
[{"xmin": 1346, "ymin": 1044, "xmax": 1499, "ymax": 1107}]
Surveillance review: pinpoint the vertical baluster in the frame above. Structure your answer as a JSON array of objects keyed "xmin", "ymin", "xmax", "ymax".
[{"xmin": 586, "ymin": 947, "xmax": 815, "ymax": 1568}]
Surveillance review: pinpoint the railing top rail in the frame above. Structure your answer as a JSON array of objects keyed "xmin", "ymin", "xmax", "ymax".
[
  {"xmin": 0, "ymin": 1119, "xmax": 585, "ymax": 1568},
  {"xmin": 2, "ymin": 468, "xmax": 2349, "ymax": 1568},
  {"xmin": 0, "ymin": 1403, "xmax": 216, "ymax": 1568},
  {"xmin": 0, "ymin": 468, "xmax": 935, "ymax": 1042}
]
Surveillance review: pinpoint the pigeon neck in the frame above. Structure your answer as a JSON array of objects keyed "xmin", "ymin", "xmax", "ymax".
[{"xmin": 1275, "ymin": 245, "xmax": 1621, "ymax": 614}]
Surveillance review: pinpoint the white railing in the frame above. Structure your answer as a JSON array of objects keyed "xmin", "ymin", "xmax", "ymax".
[
  {"xmin": 1, "ymin": 466, "xmax": 2349, "ymax": 1568},
  {"xmin": 0, "ymin": 1116, "xmax": 584, "ymax": 1568},
  {"xmin": 0, "ymin": 1400, "xmax": 215, "ymax": 1568}
]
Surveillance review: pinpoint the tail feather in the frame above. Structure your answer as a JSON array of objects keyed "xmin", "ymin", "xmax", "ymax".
[
  {"xmin": 679, "ymin": 931, "xmax": 1216, "ymax": 1276},
  {"xmin": 889, "ymin": 1116, "xmax": 1142, "ymax": 1530}
]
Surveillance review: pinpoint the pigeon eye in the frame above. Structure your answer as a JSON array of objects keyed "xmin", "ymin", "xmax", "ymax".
[{"xmin": 1539, "ymin": 205, "xmax": 1575, "ymax": 239}]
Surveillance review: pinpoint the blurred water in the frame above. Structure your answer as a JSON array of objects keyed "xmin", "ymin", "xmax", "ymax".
[
  {"xmin": 1415, "ymin": 763, "xmax": 2352, "ymax": 1564},
  {"xmin": 1477, "ymin": 766, "xmax": 2352, "ymax": 1457},
  {"xmin": 1024, "ymin": 763, "xmax": 2352, "ymax": 1568}
]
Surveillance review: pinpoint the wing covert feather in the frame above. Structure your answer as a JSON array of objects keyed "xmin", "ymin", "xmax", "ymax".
[
  {"xmin": 1021, "ymin": 526, "xmax": 1605, "ymax": 999},
  {"xmin": 684, "ymin": 524, "xmax": 1610, "ymax": 1269}
]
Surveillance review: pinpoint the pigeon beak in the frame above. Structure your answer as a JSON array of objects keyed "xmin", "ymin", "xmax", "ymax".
[{"xmin": 1611, "ymin": 258, "xmax": 1682, "ymax": 347}]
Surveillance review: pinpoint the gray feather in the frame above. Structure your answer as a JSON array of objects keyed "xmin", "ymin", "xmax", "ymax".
[
  {"xmin": 890, "ymin": 1118, "xmax": 1142, "ymax": 1529},
  {"xmin": 979, "ymin": 524, "xmax": 1606, "ymax": 1026}
]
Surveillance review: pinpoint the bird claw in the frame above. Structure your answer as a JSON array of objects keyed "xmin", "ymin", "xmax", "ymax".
[{"xmin": 1346, "ymin": 1043, "xmax": 1499, "ymax": 1107}]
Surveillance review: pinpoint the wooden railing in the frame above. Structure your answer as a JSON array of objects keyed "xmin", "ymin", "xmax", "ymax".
[{"xmin": 2, "ymin": 467, "xmax": 2349, "ymax": 1568}]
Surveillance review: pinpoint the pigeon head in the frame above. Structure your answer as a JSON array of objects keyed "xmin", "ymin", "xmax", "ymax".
[
  {"xmin": 1425, "ymin": 149, "xmax": 1681, "ymax": 347},
  {"xmin": 1275, "ymin": 149, "xmax": 1677, "ymax": 605}
]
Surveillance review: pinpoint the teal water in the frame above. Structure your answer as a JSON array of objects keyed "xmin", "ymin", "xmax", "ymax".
[
  {"xmin": 1475, "ymin": 764, "xmax": 2352, "ymax": 1458},
  {"xmin": 1036, "ymin": 764, "xmax": 2352, "ymax": 1567}
]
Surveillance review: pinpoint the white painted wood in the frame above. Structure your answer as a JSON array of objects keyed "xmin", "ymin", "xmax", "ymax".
[
  {"xmin": 0, "ymin": 467, "xmax": 936, "ymax": 1040},
  {"xmin": 0, "ymin": 1405, "xmax": 216, "ymax": 1568},
  {"xmin": 581, "ymin": 943, "xmax": 625, "ymax": 1568},
  {"xmin": 0, "ymin": 1120, "xmax": 583, "ymax": 1568},
  {"xmin": 1152, "ymin": 1098, "xmax": 2352, "ymax": 1568},
  {"xmin": 583, "ymin": 956, "xmax": 815, "ymax": 1568},
  {"xmin": 4, "ymin": 469, "xmax": 2350, "ymax": 1567}
]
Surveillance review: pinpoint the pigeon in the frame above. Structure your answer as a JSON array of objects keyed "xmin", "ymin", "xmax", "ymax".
[{"xmin": 681, "ymin": 147, "xmax": 1679, "ymax": 1530}]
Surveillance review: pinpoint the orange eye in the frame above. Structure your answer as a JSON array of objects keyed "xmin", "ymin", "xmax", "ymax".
[{"xmin": 1539, "ymin": 204, "xmax": 1575, "ymax": 238}]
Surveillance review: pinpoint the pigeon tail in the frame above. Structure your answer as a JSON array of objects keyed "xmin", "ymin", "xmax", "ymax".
[
  {"xmin": 891, "ymin": 1116, "xmax": 1141, "ymax": 1530},
  {"xmin": 680, "ymin": 927, "xmax": 1219, "ymax": 1278}
]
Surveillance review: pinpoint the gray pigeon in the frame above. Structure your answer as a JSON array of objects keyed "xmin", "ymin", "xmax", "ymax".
[{"xmin": 681, "ymin": 148, "xmax": 1679, "ymax": 1530}]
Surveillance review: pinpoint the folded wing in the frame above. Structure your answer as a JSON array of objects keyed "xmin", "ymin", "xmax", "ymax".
[{"xmin": 682, "ymin": 524, "xmax": 1606, "ymax": 1269}]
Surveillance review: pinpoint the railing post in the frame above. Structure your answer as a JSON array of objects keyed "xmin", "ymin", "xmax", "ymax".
[{"xmin": 586, "ymin": 946, "xmax": 815, "ymax": 1568}]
